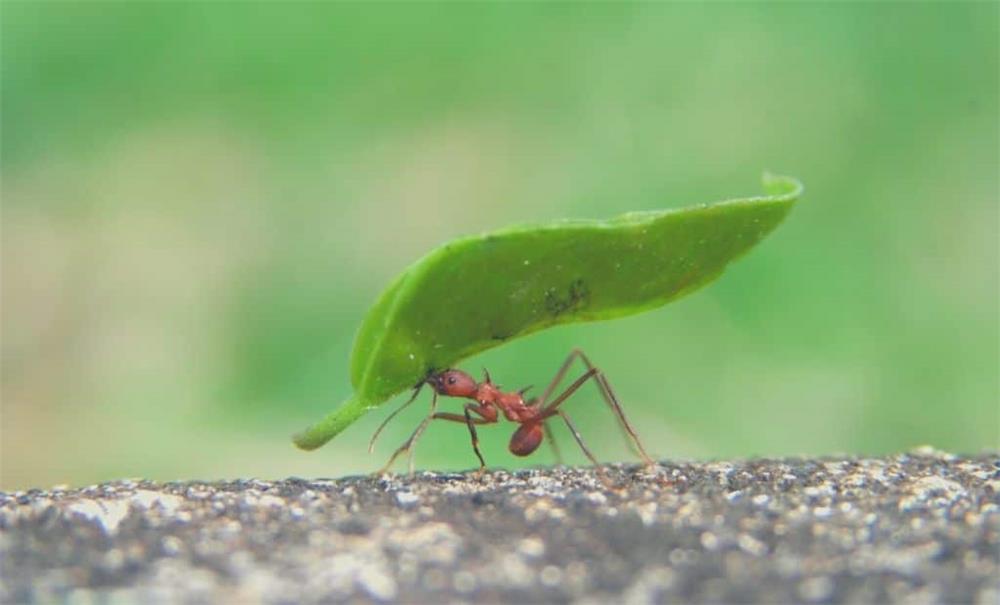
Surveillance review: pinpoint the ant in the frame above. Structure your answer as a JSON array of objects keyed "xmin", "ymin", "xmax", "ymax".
[{"xmin": 369, "ymin": 349, "xmax": 656, "ymax": 478}]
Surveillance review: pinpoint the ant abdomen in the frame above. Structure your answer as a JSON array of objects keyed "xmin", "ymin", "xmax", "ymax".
[{"xmin": 509, "ymin": 422, "xmax": 544, "ymax": 457}]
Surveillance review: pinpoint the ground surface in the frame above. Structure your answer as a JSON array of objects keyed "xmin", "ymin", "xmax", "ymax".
[{"xmin": 2, "ymin": 449, "xmax": 998, "ymax": 604}]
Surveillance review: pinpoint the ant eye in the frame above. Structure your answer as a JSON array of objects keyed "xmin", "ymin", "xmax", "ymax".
[{"xmin": 447, "ymin": 376, "xmax": 456, "ymax": 385}]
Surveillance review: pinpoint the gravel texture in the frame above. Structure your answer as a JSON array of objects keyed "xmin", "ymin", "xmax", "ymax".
[{"xmin": 2, "ymin": 448, "xmax": 998, "ymax": 604}]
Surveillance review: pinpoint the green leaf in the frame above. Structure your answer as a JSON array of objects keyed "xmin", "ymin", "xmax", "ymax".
[{"xmin": 294, "ymin": 174, "xmax": 803, "ymax": 450}]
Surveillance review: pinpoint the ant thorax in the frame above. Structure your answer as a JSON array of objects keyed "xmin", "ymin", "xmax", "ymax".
[
  {"xmin": 496, "ymin": 391, "xmax": 536, "ymax": 423},
  {"xmin": 474, "ymin": 381, "xmax": 501, "ymax": 403}
]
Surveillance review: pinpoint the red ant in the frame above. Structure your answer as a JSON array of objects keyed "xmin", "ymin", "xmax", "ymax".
[{"xmin": 369, "ymin": 349, "xmax": 656, "ymax": 477}]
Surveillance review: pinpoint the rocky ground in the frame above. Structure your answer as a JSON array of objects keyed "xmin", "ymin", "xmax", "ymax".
[{"xmin": 2, "ymin": 449, "xmax": 998, "ymax": 603}]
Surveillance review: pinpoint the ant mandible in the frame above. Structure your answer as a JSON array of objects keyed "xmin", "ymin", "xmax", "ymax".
[{"xmin": 369, "ymin": 349, "xmax": 656, "ymax": 476}]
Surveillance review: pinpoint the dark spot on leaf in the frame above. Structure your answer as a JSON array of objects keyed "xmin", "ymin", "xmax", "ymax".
[
  {"xmin": 490, "ymin": 322, "xmax": 511, "ymax": 341},
  {"xmin": 545, "ymin": 278, "xmax": 591, "ymax": 317},
  {"xmin": 570, "ymin": 278, "xmax": 590, "ymax": 304}
]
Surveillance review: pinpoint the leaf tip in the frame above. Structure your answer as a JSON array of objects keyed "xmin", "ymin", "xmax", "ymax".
[
  {"xmin": 292, "ymin": 397, "xmax": 370, "ymax": 451},
  {"xmin": 292, "ymin": 432, "xmax": 319, "ymax": 451},
  {"xmin": 760, "ymin": 172, "xmax": 804, "ymax": 199}
]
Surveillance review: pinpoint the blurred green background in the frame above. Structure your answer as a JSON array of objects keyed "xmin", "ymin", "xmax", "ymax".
[{"xmin": 2, "ymin": 3, "xmax": 997, "ymax": 490}]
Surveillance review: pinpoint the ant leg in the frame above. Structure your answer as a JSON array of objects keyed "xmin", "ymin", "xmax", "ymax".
[
  {"xmin": 552, "ymin": 409, "xmax": 610, "ymax": 485},
  {"xmin": 429, "ymin": 407, "xmax": 494, "ymax": 472},
  {"xmin": 369, "ymin": 383, "xmax": 425, "ymax": 453},
  {"xmin": 541, "ymin": 349, "xmax": 655, "ymax": 467},
  {"xmin": 543, "ymin": 422, "xmax": 564, "ymax": 465},
  {"xmin": 528, "ymin": 351, "xmax": 592, "ymax": 465},
  {"xmin": 378, "ymin": 392, "xmax": 438, "ymax": 475},
  {"xmin": 534, "ymin": 349, "xmax": 587, "ymax": 408},
  {"xmin": 464, "ymin": 405, "xmax": 486, "ymax": 471}
]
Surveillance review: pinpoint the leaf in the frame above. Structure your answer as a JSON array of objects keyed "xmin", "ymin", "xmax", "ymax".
[{"xmin": 294, "ymin": 174, "xmax": 803, "ymax": 450}]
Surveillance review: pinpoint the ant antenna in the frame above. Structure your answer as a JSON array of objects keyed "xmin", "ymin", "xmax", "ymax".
[
  {"xmin": 368, "ymin": 383, "xmax": 425, "ymax": 453},
  {"xmin": 482, "ymin": 368, "xmax": 492, "ymax": 384}
]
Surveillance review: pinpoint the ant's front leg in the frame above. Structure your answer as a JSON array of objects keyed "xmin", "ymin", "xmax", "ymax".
[
  {"xmin": 369, "ymin": 383, "xmax": 425, "ymax": 454},
  {"xmin": 378, "ymin": 392, "xmax": 439, "ymax": 475}
]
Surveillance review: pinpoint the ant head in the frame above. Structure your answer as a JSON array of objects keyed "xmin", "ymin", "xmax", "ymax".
[{"xmin": 428, "ymin": 369, "xmax": 478, "ymax": 398}]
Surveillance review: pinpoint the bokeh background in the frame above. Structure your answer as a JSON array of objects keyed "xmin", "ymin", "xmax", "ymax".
[{"xmin": 2, "ymin": 3, "xmax": 997, "ymax": 490}]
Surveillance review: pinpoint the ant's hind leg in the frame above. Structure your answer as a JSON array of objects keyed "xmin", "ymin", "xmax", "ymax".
[
  {"xmin": 543, "ymin": 422, "xmax": 564, "ymax": 465},
  {"xmin": 552, "ymin": 409, "xmax": 611, "ymax": 486},
  {"xmin": 589, "ymin": 370, "xmax": 655, "ymax": 466},
  {"xmin": 535, "ymin": 349, "xmax": 587, "ymax": 409},
  {"xmin": 541, "ymin": 350, "xmax": 656, "ymax": 467}
]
